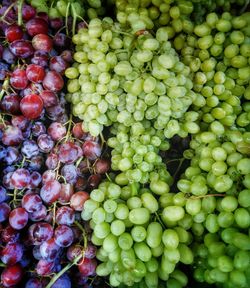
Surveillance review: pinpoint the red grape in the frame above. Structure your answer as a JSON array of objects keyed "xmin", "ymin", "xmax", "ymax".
[
  {"xmin": 55, "ymin": 206, "xmax": 75, "ymax": 225},
  {"xmin": 47, "ymin": 122, "xmax": 67, "ymax": 141},
  {"xmin": 0, "ymin": 94, "xmax": 21, "ymax": 115},
  {"xmin": 54, "ymin": 225, "xmax": 74, "ymax": 247},
  {"xmin": 10, "ymin": 68, "xmax": 28, "ymax": 90},
  {"xmin": 20, "ymin": 94, "xmax": 44, "ymax": 120},
  {"xmin": 26, "ymin": 64, "xmax": 45, "ymax": 83},
  {"xmin": 40, "ymin": 238, "xmax": 60, "ymax": 261},
  {"xmin": 78, "ymin": 258, "xmax": 97, "ymax": 276},
  {"xmin": 36, "ymin": 259, "xmax": 55, "ymax": 276},
  {"xmin": 37, "ymin": 134, "xmax": 54, "ymax": 153},
  {"xmin": 1, "ymin": 242, "xmax": 23, "ymax": 265},
  {"xmin": 26, "ymin": 17, "xmax": 49, "ymax": 37},
  {"xmin": 5, "ymin": 24, "xmax": 23, "ymax": 42},
  {"xmin": 49, "ymin": 56, "xmax": 69, "ymax": 74},
  {"xmin": 9, "ymin": 40, "xmax": 34, "ymax": 58},
  {"xmin": 29, "ymin": 222, "xmax": 53, "ymax": 245},
  {"xmin": 40, "ymin": 90, "xmax": 59, "ymax": 108},
  {"xmin": 22, "ymin": 193, "xmax": 43, "ymax": 213},
  {"xmin": 82, "ymin": 140, "xmax": 101, "ymax": 160},
  {"xmin": 70, "ymin": 191, "xmax": 89, "ymax": 211},
  {"xmin": 0, "ymin": 203, "xmax": 11, "ymax": 222},
  {"xmin": 94, "ymin": 158, "xmax": 110, "ymax": 174},
  {"xmin": 1, "ymin": 264, "xmax": 23, "ymax": 287},
  {"xmin": 42, "ymin": 71, "xmax": 64, "ymax": 92},
  {"xmin": 59, "ymin": 183, "xmax": 74, "ymax": 204},
  {"xmin": 32, "ymin": 34, "xmax": 53, "ymax": 52},
  {"xmin": 40, "ymin": 179, "xmax": 61, "ymax": 205},
  {"xmin": 9, "ymin": 208, "xmax": 29, "ymax": 230},
  {"xmin": 21, "ymin": 4, "xmax": 36, "ymax": 21},
  {"xmin": 2, "ymin": 126, "xmax": 23, "ymax": 146},
  {"xmin": 11, "ymin": 168, "xmax": 31, "ymax": 189}
]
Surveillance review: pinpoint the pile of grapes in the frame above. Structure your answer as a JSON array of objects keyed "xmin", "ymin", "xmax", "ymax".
[
  {"xmin": 0, "ymin": 1, "xmax": 111, "ymax": 287},
  {"xmin": 0, "ymin": 0, "xmax": 250, "ymax": 288}
]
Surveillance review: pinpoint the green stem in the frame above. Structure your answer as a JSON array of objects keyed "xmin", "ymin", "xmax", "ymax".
[
  {"xmin": 0, "ymin": 78, "xmax": 9, "ymax": 101},
  {"xmin": 45, "ymin": 254, "xmax": 82, "ymax": 288},
  {"xmin": 191, "ymin": 193, "xmax": 226, "ymax": 199},
  {"xmin": 130, "ymin": 182, "xmax": 138, "ymax": 196},
  {"xmin": 74, "ymin": 221, "xmax": 87, "ymax": 249},
  {"xmin": 71, "ymin": 4, "xmax": 77, "ymax": 36},
  {"xmin": 17, "ymin": 0, "xmax": 24, "ymax": 26}
]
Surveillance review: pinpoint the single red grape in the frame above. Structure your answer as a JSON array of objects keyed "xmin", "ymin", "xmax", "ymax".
[
  {"xmin": 1, "ymin": 264, "xmax": 23, "ymax": 287},
  {"xmin": 26, "ymin": 17, "xmax": 49, "ymax": 37},
  {"xmin": 9, "ymin": 40, "xmax": 34, "ymax": 58},
  {"xmin": 40, "ymin": 179, "xmax": 61, "ymax": 205},
  {"xmin": 0, "ymin": 94, "xmax": 21, "ymax": 114},
  {"xmin": 40, "ymin": 90, "xmax": 59, "ymax": 108},
  {"xmin": 5, "ymin": 24, "xmax": 23, "ymax": 42},
  {"xmin": 78, "ymin": 258, "xmax": 97, "ymax": 276},
  {"xmin": 42, "ymin": 71, "xmax": 64, "ymax": 92},
  {"xmin": 47, "ymin": 122, "xmax": 67, "ymax": 141},
  {"xmin": 21, "ymin": 4, "xmax": 36, "ymax": 21},
  {"xmin": 10, "ymin": 68, "xmax": 28, "ymax": 90},
  {"xmin": 82, "ymin": 140, "xmax": 101, "ymax": 160},
  {"xmin": 54, "ymin": 225, "xmax": 74, "ymax": 247},
  {"xmin": 11, "ymin": 168, "xmax": 31, "ymax": 189},
  {"xmin": 32, "ymin": 34, "xmax": 53, "ymax": 52},
  {"xmin": 22, "ymin": 193, "xmax": 43, "ymax": 213},
  {"xmin": 55, "ymin": 206, "xmax": 75, "ymax": 226},
  {"xmin": 1, "ymin": 242, "xmax": 23, "ymax": 265},
  {"xmin": 20, "ymin": 94, "xmax": 44, "ymax": 120},
  {"xmin": 26, "ymin": 64, "xmax": 45, "ymax": 83},
  {"xmin": 9, "ymin": 208, "xmax": 29, "ymax": 230},
  {"xmin": 70, "ymin": 191, "xmax": 89, "ymax": 211}
]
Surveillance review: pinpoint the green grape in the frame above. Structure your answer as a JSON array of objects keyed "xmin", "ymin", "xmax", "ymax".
[
  {"xmin": 94, "ymin": 222, "xmax": 110, "ymax": 239},
  {"xmin": 162, "ymin": 229, "xmax": 179, "ymax": 250},
  {"xmin": 134, "ymin": 242, "xmax": 152, "ymax": 262},
  {"xmin": 121, "ymin": 249, "xmax": 136, "ymax": 269},
  {"xmin": 103, "ymin": 234, "xmax": 118, "ymax": 252},
  {"xmin": 118, "ymin": 233, "xmax": 133, "ymax": 250},
  {"xmin": 146, "ymin": 222, "xmax": 163, "ymax": 248},
  {"xmin": 129, "ymin": 207, "xmax": 150, "ymax": 225}
]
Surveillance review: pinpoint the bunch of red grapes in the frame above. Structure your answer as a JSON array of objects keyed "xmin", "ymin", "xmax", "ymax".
[{"xmin": 0, "ymin": 1, "xmax": 110, "ymax": 287}]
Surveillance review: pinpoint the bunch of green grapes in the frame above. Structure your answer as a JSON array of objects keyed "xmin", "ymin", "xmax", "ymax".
[
  {"xmin": 114, "ymin": 0, "xmax": 194, "ymax": 33},
  {"xmin": 82, "ymin": 179, "xmax": 194, "ymax": 287},
  {"xmin": 178, "ymin": 12, "xmax": 250, "ymax": 129},
  {"xmin": 65, "ymin": 18, "xmax": 199, "ymax": 136},
  {"xmin": 175, "ymin": 127, "xmax": 250, "ymax": 288}
]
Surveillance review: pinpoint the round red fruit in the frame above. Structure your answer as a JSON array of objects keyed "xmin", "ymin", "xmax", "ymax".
[
  {"xmin": 42, "ymin": 71, "xmax": 64, "ymax": 92},
  {"xmin": 20, "ymin": 94, "xmax": 44, "ymax": 120},
  {"xmin": 9, "ymin": 40, "xmax": 34, "ymax": 58},
  {"xmin": 25, "ymin": 17, "xmax": 48, "ymax": 37},
  {"xmin": 1, "ymin": 264, "xmax": 23, "ymax": 287},
  {"xmin": 5, "ymin": 24, "xmax": 23, "ymax": 43},
  {"xmin": 10, "ymin": 68, "xmax": 28, "ymax": 90},
  {"xmin": 32, "ymin": 34, "xmax": 53, "ymax": 52},
  {"xmin": 26, "ymin": 64, "xmax": 45, "ymax": 83}
]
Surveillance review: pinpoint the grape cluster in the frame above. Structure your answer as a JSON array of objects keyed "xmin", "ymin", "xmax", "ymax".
[
  {"xmin": 0, "ymin": 2, "xmax": 110, "ymax": 287},
  {"xmin": 66, "ymin": 17, "xmax": 198, "ymax": 137},
  {"xmin": 83, "ymin": 180, "xmax": 193, "ymax": 287},
  {"xmin": 176, "ymin": 128, "xmax": 250, "ymax": 288}
]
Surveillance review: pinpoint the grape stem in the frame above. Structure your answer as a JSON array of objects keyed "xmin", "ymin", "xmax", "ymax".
[
  {"xmin": 130, "ymin": 182, "xmax": 138, "ymax": 196},
  {"xmin": 17, "ymin": 0, "xmax": 24, "ymax": 26},
  {"xmin": 190, "ymin": 194, "xmax": 226, "ymax": 199},
  {"xmin": 0, "ymin": 78, "xmax": 9, "ymax": 101},
  {"xmin": 74, "ymin": 220, "xmax": 88, "ymax": 249},
  {"xmin": 45, "ymin": 253, "xmax": 82, "ymax": 288}
]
